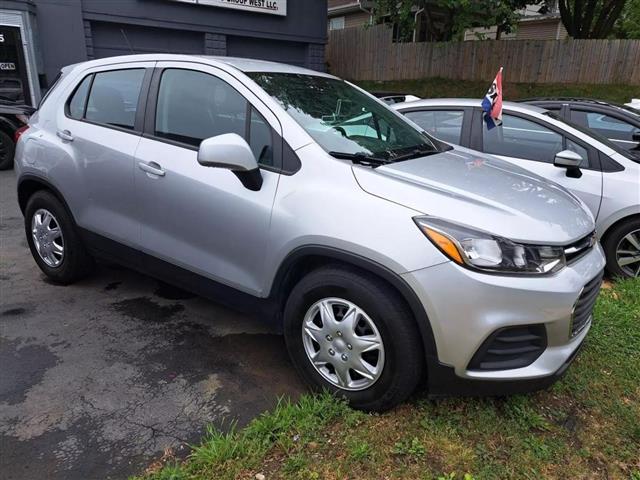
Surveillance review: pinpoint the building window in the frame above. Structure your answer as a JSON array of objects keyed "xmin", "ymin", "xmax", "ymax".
[{"xmin": 329, "ymin": 17, "xmax": 345, "ymax": 31}]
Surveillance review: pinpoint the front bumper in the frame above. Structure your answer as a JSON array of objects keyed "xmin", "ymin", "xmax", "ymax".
[{"xmin": 402, "ymin": 243, "xmax": 606, "ymax": 392}]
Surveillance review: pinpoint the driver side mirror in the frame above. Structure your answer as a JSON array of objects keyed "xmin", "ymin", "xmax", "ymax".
[
  {"xmin": 198, "ymin": 133, "xmax": 263, "ymax": 191},
  {"xmin": 554, "ymin": 149, "xmax": 584, "ymax": 179}
]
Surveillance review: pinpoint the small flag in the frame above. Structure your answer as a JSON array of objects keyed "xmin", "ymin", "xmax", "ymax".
[{"xmin": 482, "ymin": 67, "xmax": 503, "ymax": 130}]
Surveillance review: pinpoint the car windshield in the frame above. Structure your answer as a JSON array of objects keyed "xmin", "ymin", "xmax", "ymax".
[
  {"xmin": 545, "ymin": 111, "xmax": 640, "ymax": 164},
  {"xmin": 248, "ymin": 72, "xmax": 446, "ymax": 163}
]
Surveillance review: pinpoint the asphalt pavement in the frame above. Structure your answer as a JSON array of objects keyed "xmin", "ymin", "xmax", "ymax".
[{"xmin": 0, "ymin": 170, "xmax": 304, "ymax": 479}]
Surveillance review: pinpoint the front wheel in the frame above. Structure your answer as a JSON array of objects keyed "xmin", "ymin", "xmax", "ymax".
[
  {"xmin": 283, "ymin": 265, "xmax": 424, "ymax": 411},
  {"xmin": 602, "ymin": 218, "xmax": 640, "ymax": 278}
]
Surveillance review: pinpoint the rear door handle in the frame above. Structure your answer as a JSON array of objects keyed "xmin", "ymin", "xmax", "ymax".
[
  {"xmin": 57, "ymin": 129, "xmax": 74, "ymax": 142},
  {"xmin": 138, "ymin": 161, "xmax": 165, "ymax": 177}
]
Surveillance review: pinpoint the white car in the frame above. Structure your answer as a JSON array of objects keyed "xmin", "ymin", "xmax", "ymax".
[
  {"xmin": 626, "ymin": 98, "xmax": 640, "ymax": 111},
  {"xmin": 394, "ymin": 99, "xmax": 640, "ymax": 278}
]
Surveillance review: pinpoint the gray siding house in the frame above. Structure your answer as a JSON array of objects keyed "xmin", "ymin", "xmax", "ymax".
[{"xmin": 1, "ymin": 0, "xmax": 327, "ymax": 106}]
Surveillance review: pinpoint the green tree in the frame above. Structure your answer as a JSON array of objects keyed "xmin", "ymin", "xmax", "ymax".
[
  {"xmin": 372, "ymin": 0, "xmax": 551, "ymax": 42},
  {"xmin": 557, "ymin": 0, "xmax": 628, "ymax": 38},
  {"xmin": 615, "ymin": 0, "xmax": 640, "ymax": 38}
]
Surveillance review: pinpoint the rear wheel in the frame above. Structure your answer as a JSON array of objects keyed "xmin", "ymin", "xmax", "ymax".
[
  {"xmin": 603, "ymin": 218, "xmax": 640, "ymax": 278},
  {"xmin": 0, "ymin": 130, "xmax": 15, "ymax": 170},
  {"xmin": 283, "ymin": 265, "xmax": 424, "ymax": 411},
  {"xmin": 25, "ymin": 191, "xmax": 94, "ymax": 284}
]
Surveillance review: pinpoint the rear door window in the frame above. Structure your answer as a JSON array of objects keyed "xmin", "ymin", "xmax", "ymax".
[
  {"xmin": 572, "ymin": 110, "xmax": 637, "ymax": 143},
  {"xmin": 404, "ymin": 109, "xmax": 464, "ymax": 144},
  {"xmin": 85, "ymin": 69, "xmax": 145, "ymax": 130}
]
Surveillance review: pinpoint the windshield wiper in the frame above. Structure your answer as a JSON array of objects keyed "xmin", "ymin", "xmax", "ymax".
[
  {"xmin": 388, "ymin": 147, "xmax": 439, "ymax": 162},
  {"xmin": 329, "ymin": 151, "xmax": 392, "ymax": 167}
]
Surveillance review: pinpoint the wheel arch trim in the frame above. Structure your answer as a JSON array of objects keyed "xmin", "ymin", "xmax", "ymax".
[
  {"xmin": 268, "ymin": 245, "xmax": 441, "ymax": 364},
  {"xmin": 599, "ymin": 210, "xmax": 640, "ymax": 242},
  {"xmin": 17, "ymin": 174, "xmax": 75, "ymax": 222}
]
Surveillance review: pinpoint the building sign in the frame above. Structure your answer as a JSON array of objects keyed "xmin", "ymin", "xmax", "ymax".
[{"xmin": 171, "ymin": 0, "xmax": 286, "ymax": 16}]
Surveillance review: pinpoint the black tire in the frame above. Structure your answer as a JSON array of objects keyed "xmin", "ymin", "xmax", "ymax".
[
  {"xmin": 0, "ymin": 130, "xmax": 15, "ymax": 170},
  {"xmin": 283, "ymin": 265, "xmax": 424, "ymax": 412},
  {"xmin": 24, "ymin": 190, "xmax": 94, "ymax": 284},
  {"xmin": 602, "ymin": 217, "xmax": 640, "ymax": 279}
]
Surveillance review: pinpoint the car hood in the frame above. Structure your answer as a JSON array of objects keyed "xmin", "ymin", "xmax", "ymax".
[{"xmin": 352, "ymin": 148, "xmax": 594, "ymax": 245}]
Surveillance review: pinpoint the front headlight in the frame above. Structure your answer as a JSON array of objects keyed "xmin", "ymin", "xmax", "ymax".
[{"xmin": 414, "ymin": 217, "xmax": 565, "ymax": 274}]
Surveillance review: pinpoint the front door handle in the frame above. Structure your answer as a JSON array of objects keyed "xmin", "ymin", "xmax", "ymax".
[
  {"xmin": 57, "ymin": 129, "xmax": 74, "ymax": 142},
  {"xmin": 138, "ymin": 161, "xmax": 165, "ymax": 177}
]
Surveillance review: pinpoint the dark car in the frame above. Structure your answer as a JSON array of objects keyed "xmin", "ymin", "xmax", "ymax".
[
  {"xmin": 522, "ymin": 98, "xmax": 640, "ymax": 151},
  {"xmin": 0, "ymin": 101, "xmax": 34, "ymax": 170},
  {"xmin": 0, "ymin": 78, "xmax": 25, "ymax": 103}
]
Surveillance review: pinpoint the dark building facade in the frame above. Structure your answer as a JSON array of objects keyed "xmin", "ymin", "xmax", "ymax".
[{"xmin": 1, "ymin": 0, "xmax": 327, "ymax": 106}]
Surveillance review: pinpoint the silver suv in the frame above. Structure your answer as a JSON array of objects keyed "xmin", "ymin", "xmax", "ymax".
[{"xmin": 15, "ymin": 55, "xmax": 605, "ymax": 411}]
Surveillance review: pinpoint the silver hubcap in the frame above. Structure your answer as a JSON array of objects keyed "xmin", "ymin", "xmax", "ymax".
[
  {"xmin": 31, "ymin": 209, "xmax": 64, "ymax": 267},
  {"xmin": 616, "ymin": 229, "xmax": 640, "ymax": 277},
  {"xmin": 302, "ymin": 298, "xmax": 385, "ymax": 391}
]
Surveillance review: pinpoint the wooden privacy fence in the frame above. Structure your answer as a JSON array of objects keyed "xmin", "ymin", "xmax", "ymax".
[{"xmin": 327, "ymin": 24, "xmax": 640, "ymax": 85}]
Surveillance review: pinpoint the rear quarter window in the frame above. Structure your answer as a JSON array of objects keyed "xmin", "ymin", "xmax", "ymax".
[{"xmin": 67, "ymin": 75, "xmax": 92, "ymax": 120}]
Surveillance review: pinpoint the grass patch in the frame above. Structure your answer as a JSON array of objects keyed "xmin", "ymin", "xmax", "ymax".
[
  {"xmin": 356, "ymin": 78, "xmax": 640, "ymax": 105},
  {"xmin": 134, "ymin": 278, "xmax": 640, "ymax": 480}
]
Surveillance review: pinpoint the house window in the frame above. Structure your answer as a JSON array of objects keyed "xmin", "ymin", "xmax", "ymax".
[{"xmin": 329, "ymin": 16, "xmax": 345, "ymax": 31}]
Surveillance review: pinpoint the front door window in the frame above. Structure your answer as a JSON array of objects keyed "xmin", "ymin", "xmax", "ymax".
[
  {"xmin": 483, "ymin": 114, "xmax": 563, "ymax": 163},
  {"xmin": 154, "ymin": 68, "xmax": 274, "ymax": 166}
]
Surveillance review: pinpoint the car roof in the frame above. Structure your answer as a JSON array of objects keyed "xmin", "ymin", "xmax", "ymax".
[
  {"xmin": 521, "ymin": 97, "xmax": 640, "ymax": 117},
  {"xmin": 65, "ymin": 53, "xmax": 336, "ymax": 78},
  {"xmin": 392, "ymin": 97, "xmax": 548, "ymax": 115},
  {"xmin": 521, "ymin": 97, "xmax": 619, "ymax": 106}
]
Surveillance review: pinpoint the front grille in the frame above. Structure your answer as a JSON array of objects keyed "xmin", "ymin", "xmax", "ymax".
[
  {"xmin": 570, "ymin": 271, "xmax": 604, "ymax": 338},
  {"xmin": 468, "ymin": 325, "xmax": 547, "ymax": 371}
]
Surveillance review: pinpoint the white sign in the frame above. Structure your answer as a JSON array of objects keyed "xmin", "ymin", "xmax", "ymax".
[
  {"xmin": 171, "ymin": 0, "xmax": 286, "ymax": 16},
  {"xmin": 0, "ymin": 63, "xmax": 16, "ymax": 71}
]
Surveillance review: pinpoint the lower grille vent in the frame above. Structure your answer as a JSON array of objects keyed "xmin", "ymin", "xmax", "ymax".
[
  {"xmin": 468, "ymin": 324, "xmax": 547, "ymax": 371},
  {"xmin": 571, "ymin": 271, "xmax": 603, "ymax": 338}
]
